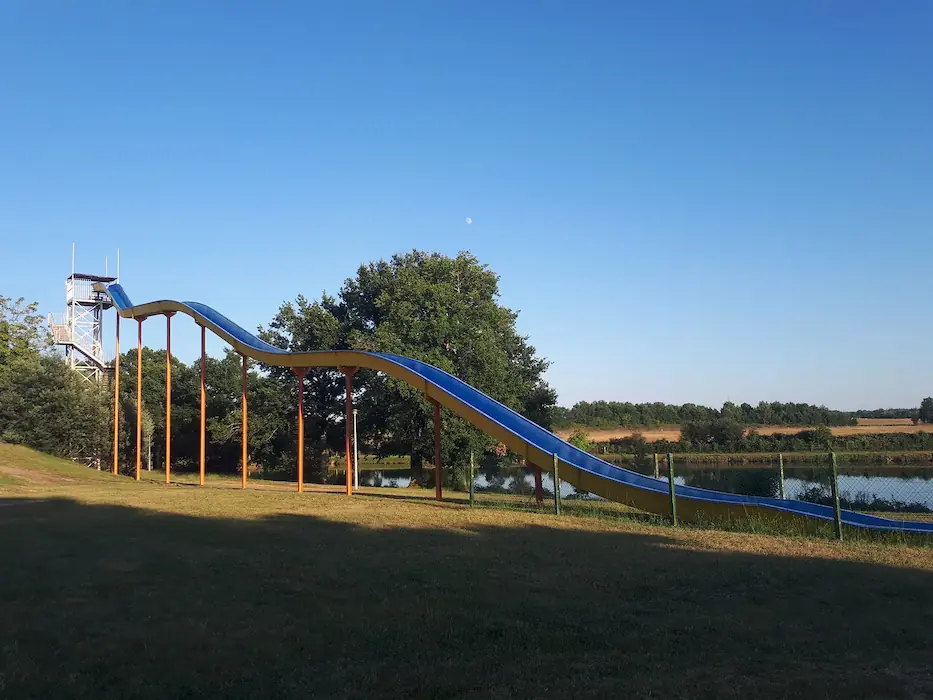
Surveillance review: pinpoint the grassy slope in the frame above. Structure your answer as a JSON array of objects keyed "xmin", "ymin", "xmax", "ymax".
[{"xmin": 2, "ymin": 444, "xmax": 933, "ymax": 699}]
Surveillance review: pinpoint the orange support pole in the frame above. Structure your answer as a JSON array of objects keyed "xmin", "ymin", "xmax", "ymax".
[
  {"xmin": 241, "ymin": 354, "xmax": 248, "ymax": 489},
  {"xmin": 135, "ymin": 319, "xmax": 143, "ymax": 481},
  {"xmin": 433, "ymin": 399, "xmax": 442, "ymax": 501},
  {"xmin": 534, "ymin": 466, "xmax": 544, "ymax": 504},
  {"xmin": 164, "ymin": 312, "xmax": 175, "ymax": 484},
  {"xmin": 294, "ymin": 368, "xmax": 307, "ymax": 492},
  {"xmin": 340, "ymin": 368, "xmax": 358, "ymax": 495},
  {"xmin": 199, "ymin": 325, "xmax": 206, "ymax": 486},
  {"xmin": 112, "ymin": 312, "xmax": 120, "ymax": 475}
]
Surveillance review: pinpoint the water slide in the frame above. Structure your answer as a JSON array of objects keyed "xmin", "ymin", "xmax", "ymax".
[{"xmin": 102, "ymin": 283, "xmax": 933, "ymax": 535}]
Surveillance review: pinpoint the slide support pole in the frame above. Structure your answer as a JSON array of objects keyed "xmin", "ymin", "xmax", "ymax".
[
  {"xmin": 199, "ymin": 326, "xmax": 206, "ymax": 486},
  {"xmin": 241, "ymin": 355, "xmax": 248, "ymax": 489},
  {"xmin": 778, "ymin": 453, "xmax": 785, "ymax": 499},
  {"xmin": 340, "ymin": 368, "xmax": 358, "ymax": 495},
  {"xmin": 164, "ymin": 312, "xmax": 175, "ymax": 484},
  {"xmin": 112, "ymin": 312, "xmax": 120, "ymax": 475},
  {"xmin": 534, "ymin": 466, "xmax": 544, "ymax": 504},
  {"xmin": 294, "ymin": 368, "xmax": 307, "ymax": 492},
  {"xmin": 830, "ymin": 452, "xmax": 843, "ymax": 541},
  {"xmin": 353, "ymin": 409, "xmax": 359, "ymax": 490},
  {"xmin": 667, "ymin": 452, "xmax": 677, "ymax": 526},
  {"xmin": 135, "ymin": 319, "xmax": 143, "ymax": 482},
  {"xmin": 469, "ymin": 451, "xmax": 475, "ymax": 507},
  {"xmin": 552, "ymin": 453, "xmax": 561, "ymax": 515},
  {"xmin": 432, "ymin": 399, "xmax": 442, "ymax": 501}
]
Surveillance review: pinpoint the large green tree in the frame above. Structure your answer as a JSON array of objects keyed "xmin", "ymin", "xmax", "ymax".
[
  {"xmin": 261, "ymin": 250, "xmax": 557, "ymax": 486},
  {"xmin": 203, "ymin": 350, "xmax": 293, "ymax": 474},
  {"xmin": 919, "ymin": 397, "xmax": 933, "ymax": 424},
  {"xmin": 260, "ymin": 297, "xmax": 346, "ymax": 481},
  {"xmin": 0, "ymin": 296, "xmax": 110, "ymax": 462},
  {"xmin": 0, "ymin": 296, "xmax": 45, "ymax": 377}
]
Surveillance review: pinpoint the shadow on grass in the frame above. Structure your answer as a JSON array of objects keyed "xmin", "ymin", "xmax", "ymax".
[{"xmin": 2, "ymin": 497, "xmax": 933, "ymax": 700}]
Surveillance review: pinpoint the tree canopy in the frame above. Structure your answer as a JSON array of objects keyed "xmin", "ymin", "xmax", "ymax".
[
  {"xmin": 0, "ymin": 296, "xmax": 110, "ymax": 461},
  {"xmin": 261, "ymin": 250, "xmax": 557, "ymax": 484},
  {"xmin": 552, "ymin": 400, "xmax": 921, "ymax": 429},
  {"xmin": 919, "ymin": 398, "xmax": 933, "ymax": 424}
]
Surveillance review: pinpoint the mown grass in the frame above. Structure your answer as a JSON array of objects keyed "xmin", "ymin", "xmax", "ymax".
[{"xmin": 3, "ymin": 443, "xmax": 933, "ymax": 699}]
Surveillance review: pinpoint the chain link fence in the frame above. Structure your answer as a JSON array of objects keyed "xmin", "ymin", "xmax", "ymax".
[
  {"xmin": 464, "ymin": 453, "xmax": 933, "ymax": 529},
  {"xmin": 354, "ymin": 452, "xmax": 933, "ymax": 533}
]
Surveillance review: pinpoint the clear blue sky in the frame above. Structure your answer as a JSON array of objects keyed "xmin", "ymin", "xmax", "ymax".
[{"xmin": 2, "ymin": 1, "xmax": 931, "ymax": 410}]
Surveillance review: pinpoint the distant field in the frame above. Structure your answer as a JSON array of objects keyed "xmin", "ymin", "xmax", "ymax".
[
  {"xmin": 856, "ymin": 417, "xmax": 917, "ymax": 427},
  {"xmin": 557, "ymin": 417, "xmax": 932, "ymax": 443}
]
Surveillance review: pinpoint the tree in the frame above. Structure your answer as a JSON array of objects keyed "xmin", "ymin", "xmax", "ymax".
[
  {"xmin": 0, "ymin": 296, "xmax": 45, "ymax": 379},
  {"xmin": 204, "ymin": 350, "xmax": 292, "ymax": 474},
  {"xmin": 920, "ymin": 398, "xmax": 933, "ymax": 424},
  {"xmin": 260, "ymin": 297, "xmax": 347, "ymax": 481},
  {"xmin": 0, "ymin": 295, "xmax": 110, "ymax": 461},
  {"xmin": 680, "ymin": 419, "xmax": 745, "ymax": 450},
  {"xmin": 567, "ymin": 430, "xmax": 591, "ymax": 452},
  {"xmin": 118, "ymin": 347, "xmax": 200, "ymax": 471},
  {"xmin": 260, "ymin": 250, "xmax": 557, "ymax": 486}
]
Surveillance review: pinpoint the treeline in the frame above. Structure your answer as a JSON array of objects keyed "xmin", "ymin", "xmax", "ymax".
[
  {"xmin": 601, "ymin": 420, "xmax": 933, "ymax": 456},
  {"xmin": 554, "ymin": 401, "xmax": 864, "ymax": 428},
  {"xmin": 1, "ymin": 251, "xmax": 558, "ymax": 484},
  {"xmin": 0, "ymin": 297, "xmax": 111, "ymax": 461},
  {"xmin": 855, "ymin": 408, "xmax": 918, "ymax": 420},
  {"xmin": 0, "ymin": 294, "xmax": 294, "ymax": 476}
]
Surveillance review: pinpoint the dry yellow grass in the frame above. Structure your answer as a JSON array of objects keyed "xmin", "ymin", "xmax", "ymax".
[
  {"xmin": 558, "ymin": 421, "xmax": 933, "ymax": 443},
  {"xmin": 856, "ymin": 418, "xmax": 917, "ymax": 427}
]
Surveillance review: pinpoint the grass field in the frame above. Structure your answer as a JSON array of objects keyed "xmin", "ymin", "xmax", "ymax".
[
  {"xmin": 558, "ymin": 417, "xmax": 933, "ymax": 443},
  {"xmin": 3, "ymin": 443, "xmax": 933, "ymax": 699}
]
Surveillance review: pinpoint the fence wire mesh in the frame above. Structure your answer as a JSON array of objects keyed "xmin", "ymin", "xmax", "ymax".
[{"xmin": 354, "ymin": 451, "xmax": 933, "ymax": 527}]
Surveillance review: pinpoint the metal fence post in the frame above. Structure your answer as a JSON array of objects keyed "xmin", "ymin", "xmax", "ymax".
[
  {"xmin": 653, "ymin": 452, "xmax": 659, "ymax": 479},
  {"xmin": 469, "ymin": 451, "xmax": 475, "ymax": 508},
  {"xmin": 830, "ymin": 451, "xmax": 843, "ymax": 540},
  {"xmin": 778, "ymin": 453, "xmax": 786, "ymax": 499},
  {"xmin": 552, "ymin": 453, "xmax": 561, "ymax": 516},
  {"xmin": 667, "ymin": 452, "xmax": 677, "ymax": 526}
]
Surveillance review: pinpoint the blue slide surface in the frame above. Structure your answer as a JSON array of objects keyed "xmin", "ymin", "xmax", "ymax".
[{"xmin": 105, "ymin": 283, "xmax": 933, "ymax": 535}]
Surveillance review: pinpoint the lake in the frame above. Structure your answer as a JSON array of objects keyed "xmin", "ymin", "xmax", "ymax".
[{"xmin": 357, "ymin": 461, "xmax": 933, "ymax": 513}]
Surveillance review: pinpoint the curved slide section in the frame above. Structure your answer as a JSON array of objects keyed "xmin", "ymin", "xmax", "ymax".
[{"xmin": 101, "ymin": 283, "xmax": 933, "ymax": 535}]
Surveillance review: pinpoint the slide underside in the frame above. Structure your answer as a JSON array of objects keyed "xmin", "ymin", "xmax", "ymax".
[{"xmin": 101, "ymin": 283, "xmax": 933, "ymax": 535}]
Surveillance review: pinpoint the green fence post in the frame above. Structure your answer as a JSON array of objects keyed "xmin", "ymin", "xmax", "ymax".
[
  {"xmin": 552, "ymin": 452, "xmax": 561, "ymax": 516},
  {"xmin": 469, "ymin": 451, "xmax": 475, "ymax": 508},
  {"xmin": 778, "ymin": 453, "xmax": 786, "ymax": 499},
  {"xmin": 667, "ymin": 452, "xmax": 677, "ymax": 526},
  {"xmin": 653, "ymin": 452, "xmax": 659, "ymax": 479},
  {"xmin": 830, "ymin": 452, "xmax": 843, "ymax": 541}
]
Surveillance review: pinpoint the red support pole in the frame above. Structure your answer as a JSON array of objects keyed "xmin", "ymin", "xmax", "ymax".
[
  {"xmin": 433, "ymin": 399, "xmax": 442, "ymax": 501},
  {"xmin": 112, "ymin": 311, "xmax": 120, "ymax": 475},
  {"xmin": 199, "ymin": 326, "xmax": 206, "ymax": 486},
  {"xmin": 164, "ymin": 312, "xmax": 175, "ymax": 484},
  {"xmin": 294, "ymin": 368, "xmax": 307, "ymax": 493},
  {"xmin": 241, "ymin": 354, "xmax": 248, "ymax": 489},
  {"xmin": 135, "ymin": 319, "xmax": 143, "ymax": 482},
  {"xmin": 340, "ymin": 368, "xmax": 358, "ymax": 495},
  {"xmin": 534, "ymin": 466, "xmax": 544, "ymax": 504}
]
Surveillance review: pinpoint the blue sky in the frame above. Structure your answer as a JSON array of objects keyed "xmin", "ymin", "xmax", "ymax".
[{"xmin": 2, "ymin": 1, "xmax": 931, "ymax": 409}]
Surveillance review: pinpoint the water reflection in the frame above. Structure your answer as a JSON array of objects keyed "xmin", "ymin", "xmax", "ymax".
[{"xmin": 359, "ymin": 462, "xmax": 933, "ymax": 513}]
